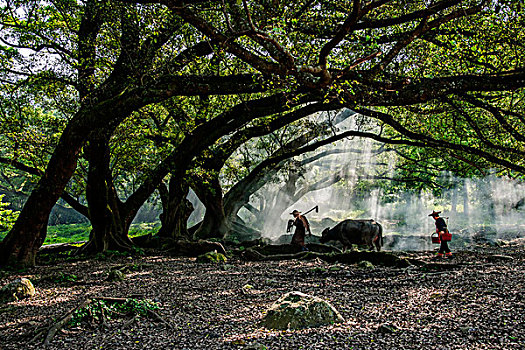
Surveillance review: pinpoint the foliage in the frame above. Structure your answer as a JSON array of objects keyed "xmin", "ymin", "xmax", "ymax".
[
  {"xmin": 52, "ymin": 272, "xmax": 79, "ymax": 284},
  {"xmin": 0, "ymin": 195, "xmax": 18, "ymax": 237},
  {"xmin": 196, "ymin": 251, "xmax": 228, "ymax": 263},
  {"xmin": 70, "ymin": 298, "xmax": 160, "ymax": 326},
  {"xmin": 1, "ymin": 0, "xmax": 525, "ymax": 266},
  {"xmin": 128, "ymin": 222, "xmax": 160, "ymax": 238},
  {"xmin": 39, "ymin": 222, "xmax": 159, "ymax": 245}
]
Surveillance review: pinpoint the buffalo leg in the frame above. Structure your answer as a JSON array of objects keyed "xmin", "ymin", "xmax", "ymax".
[{"xmin": 373, "ymin": 236, "xmax": 381, "ymax": 251}]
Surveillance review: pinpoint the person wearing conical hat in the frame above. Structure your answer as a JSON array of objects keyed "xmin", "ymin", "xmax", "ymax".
[
  {"xmin": 429, "ymin": 210, "xmax": 452, "ymax": 259},
  {"xmin": 288, "ymin": 209, "xmax": 311, "ymax": 251}
]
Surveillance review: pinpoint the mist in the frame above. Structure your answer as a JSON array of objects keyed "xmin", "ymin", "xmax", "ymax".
[{"xmin": 236, "ymin": 114, "xmax": 525, "ymax": 251}]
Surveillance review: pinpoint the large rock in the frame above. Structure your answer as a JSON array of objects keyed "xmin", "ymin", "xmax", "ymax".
[
  {"xmin": 261, "ymin": 291, "xmax": 344, "ymax": 330},
  {"xmin": 0, "ymin": 278, "xmax": 36, "ymax": 304}
]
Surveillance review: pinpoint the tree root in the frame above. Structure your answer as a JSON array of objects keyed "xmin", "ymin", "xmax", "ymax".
[
  {"xmin": 98, "ymin": 314, "xmax": 139, "ymax": 348},
  {"xmin": 147, "ymin": 309, "xmax": 173, "ymax": 328},
  {"xmin": 38, "ymin": 242, "xmax": 85, "ymax": 254},
  {"xmin": 242, "ymin": 248, "xmax": 411, "ymax": 268},
  {"xmin": 32, "ymin": 298, "xmax": 93, "ymax": 347}
]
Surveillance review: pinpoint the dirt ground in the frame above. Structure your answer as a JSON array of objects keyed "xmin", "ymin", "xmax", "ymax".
[{"xmin": 1, "ymin": 240, "xmax": 524, "ymax": 350}]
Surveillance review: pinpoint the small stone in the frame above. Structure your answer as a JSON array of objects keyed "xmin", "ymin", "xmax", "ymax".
[
  {"xmin": 106, "ymin": 270, "xmax": 126, "ymax": 282},
  {"xmin": 220, "ymin": 264, "xmax": 235, "ymax": 271},
  {"xmin": 460, "ymin": 327, "xmax": 478, "ymax": 334},
  {"xmin": 231, "ymin": 339, "xmax": 245, "ymax": 346},
  {"xmin": 244, "ymin": 342, "xmax": 266, "ymax": 350},
  {"xmin": 377, "ymin": 323, "xmax": 398, "ymax": 334},
  {"xmin": 357, "ymin": 260, "xmax": 375, "ymax": 269}
]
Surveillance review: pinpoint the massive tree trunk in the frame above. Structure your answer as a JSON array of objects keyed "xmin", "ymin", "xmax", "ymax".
[
  {"xmin": 193, "ymin": 176, "xmax": 231, "ymax": 240},
  {"xmin": 0, "ymin": 98, "xmax": 136, "ymax": 266},
  {"xmin": 157, "ymin": 177, "xmax": 193, "ymax": 240},
  {"xmin": 0, "ymin": 114, "xmax": 93, "ymax": 266},
  {"xmin": 81, "ymin": 134, "xmax": 134, "ymax": 254}
]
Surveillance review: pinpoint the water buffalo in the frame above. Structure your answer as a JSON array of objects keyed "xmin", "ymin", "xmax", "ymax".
[{"xmin": 320, "ymin": 219, "xmax": 383, "ymax": 251}]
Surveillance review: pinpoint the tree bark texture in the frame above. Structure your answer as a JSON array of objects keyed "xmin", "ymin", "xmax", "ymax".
[
  {"xmin": 81, "ymin": 134, "xmax": 134, "ymax": 254},
  {"xmin": 157, "ymin": 177, "xmax": 193, "ymax": 240},
  {"xmin": 0, "ymin": 116, "xmax": 90, "ymax": 266},
  {"xmin": 193, "ymin": 176, "xmax": 231, "ymax": 240}
]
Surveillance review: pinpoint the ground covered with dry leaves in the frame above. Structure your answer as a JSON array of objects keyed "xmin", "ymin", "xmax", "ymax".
[{"xmin": 1, "ymin": 240, "xmax": 524, "ymax": 350}]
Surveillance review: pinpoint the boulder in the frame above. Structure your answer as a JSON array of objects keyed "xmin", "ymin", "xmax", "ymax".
[
  {"xmin": 0, "ymin": 278, "xmax": 36, "ymax": 304},
  {"xmin": 261, "ymin": 291, "xmax": 344, "ymax": 330}
]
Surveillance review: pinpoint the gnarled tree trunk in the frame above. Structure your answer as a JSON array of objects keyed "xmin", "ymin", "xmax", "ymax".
[
  {"xmin": 193, "ymin": 176, "xmax": 231, "ymax": 240},
  {"xmin": 157, "ymin": 177, "xmax": 193, "ymax": 240},
  {"xmin": 0, "ymin": 113, "xmax": 93, "ymax": 266},
  {"xmin": 80, "ymin": 134, "xmax": 134, "ymax": 254}
]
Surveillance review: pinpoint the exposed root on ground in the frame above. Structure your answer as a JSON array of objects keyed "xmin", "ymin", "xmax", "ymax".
[{"xmin": 31, "ymin": 296, "xmax": 164, "ymax": 347}]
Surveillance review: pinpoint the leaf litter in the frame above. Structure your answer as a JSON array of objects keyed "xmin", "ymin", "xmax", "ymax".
[{"xmin": 0, "ymin": 239, "xmax": 524, "ymax": 349}]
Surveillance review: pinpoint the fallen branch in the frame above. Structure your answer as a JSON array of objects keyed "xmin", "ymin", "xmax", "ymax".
[
  {"xmin": 99, "ymin": 314, "xmax": 139, "ymax": 349},
  {"xmin": 260, "ymin": 251, "xmax": 311, "ymax": 261},
  {"xmin": 38, "ymin": 242, "xmax": 85, "ymax": 254},
  {"xmin": 42, "ymin": 298, "xmax": 92, "ymax": 347},
  {"xmin": 147, "ymin": 309, "xmax": 173, "ymax": 328},
  {"xmin": 92, "ymin": 296, "xmax": 130, "ymax": 303}
]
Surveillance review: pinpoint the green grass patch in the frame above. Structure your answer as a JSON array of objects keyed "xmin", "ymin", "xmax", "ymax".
[
  {"xmin": 2, "ymin": 221, "xmax": 160, "ymax": 245},
  {"xmin": 43, "ymin": 223, "xmax": 92, "ymax": 245},
  {"xmin": 129, "ymin": 222, "xmax": 160, "ymax": 238}
]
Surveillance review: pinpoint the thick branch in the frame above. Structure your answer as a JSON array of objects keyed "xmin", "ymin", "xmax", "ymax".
[
  {"xmin": 141, "ymin": 74, "xmax": 267, "ymax": 101},
  {"xmin": 123, "ymin": 93, "xmax": 308, "ymax": 214},
  {"xmin": 318, "ymin": 0, "xmax": 362, "ymax": 68},
  {"xmin": 355, "ymin": 107, "xmax": 525, "ymax": 173},
  {"xmin": 166, "ymin": 2, "xmax": 285, "ymax": 75},
  {"xmin": 0, "ymin": 157, "xmax": 89, "ymax": 218}
]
